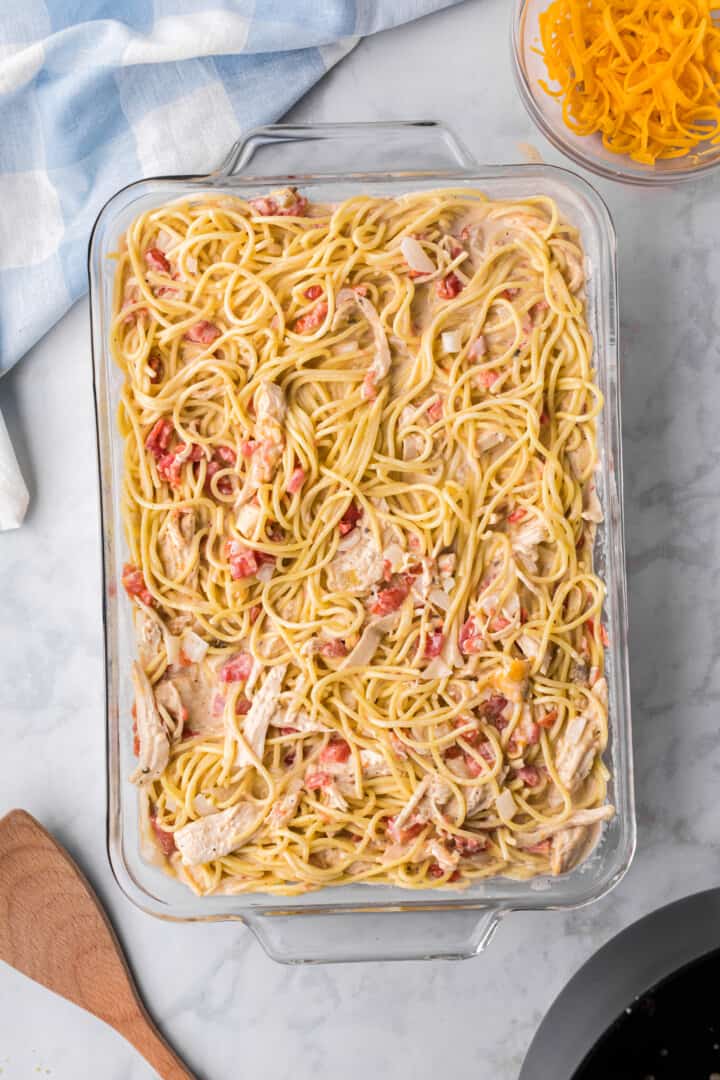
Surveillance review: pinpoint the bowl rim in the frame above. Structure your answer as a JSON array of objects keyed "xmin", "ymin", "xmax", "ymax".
[{"xmin": 510, "ymin": 0, "xmax": 720, "ymax": 186}]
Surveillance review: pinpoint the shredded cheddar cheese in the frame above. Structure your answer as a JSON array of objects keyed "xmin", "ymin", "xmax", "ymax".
[{"xmin": 538, "ymin": 0, "xmax": 720, "ymax": 164}]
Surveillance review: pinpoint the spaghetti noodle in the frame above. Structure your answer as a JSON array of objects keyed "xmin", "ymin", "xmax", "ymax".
[{"xmin": 111, "ymin": 186, "xmax": 613, "ymax": 895}]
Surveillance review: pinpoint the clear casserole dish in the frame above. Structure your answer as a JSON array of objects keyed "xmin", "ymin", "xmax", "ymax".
[{"xmin": 89, "ymin": 121, "xmax": 634, "ymax": 964}]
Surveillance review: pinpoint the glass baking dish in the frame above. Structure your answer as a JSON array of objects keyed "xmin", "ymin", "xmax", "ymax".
[{"xmin": 89, "ymin": 121, "xmax": 634, "ymax": 964}]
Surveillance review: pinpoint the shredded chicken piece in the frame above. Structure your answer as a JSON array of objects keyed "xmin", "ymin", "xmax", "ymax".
[
  {"xmin": 135, "ymin": 608, "xmax": 163, "ymax": 668},
  {"xmin": 268, "ymin": 778, "xmax": 303, "ymax": 830},
  {"xmin": 235, "ymin": 664, "xmax": 287, "ymax": 766},
  {"xmin": 174, "ymin": 803, "xmax": 261, "ymax": 867},
  {"xmin": 554, "ymin": 713, "xmax": 601, "ymax": 791},
  {"xmin": 327, "ymin": 525, "xmax": 384, "ymax": 594},
  {"xmin": 250, "ymin": 381, "xmax": 286, "ymax": 485},
  {"xmin": 511, "ymin": 516, "xmax": 548, "ymax": 574},
  {"xmin": 129, "ymin": 662, "xmax": 170, "ymax": 785},
  {"xmin": 158, "ymin": 508, "xmax": 196, "ymax": 582},
  {"xmin": 551, "ymin": 823, "xmax": 599, "ymax": 875},
  {"xmin": 393, "ymin": 774, "xmax": 431, "ymax": 831},
  {"xmin": 360, "ymin": 748, "xmax": 392, "ymax": 778}
]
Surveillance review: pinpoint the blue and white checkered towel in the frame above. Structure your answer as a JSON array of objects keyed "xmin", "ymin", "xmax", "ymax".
[
  {"xmin": 0, "ymin": 0, "xmax": 460, "ymax": 529},
  {"xmin": 0, "ymin": 1, "xmax": 460, "ymax": 373}
]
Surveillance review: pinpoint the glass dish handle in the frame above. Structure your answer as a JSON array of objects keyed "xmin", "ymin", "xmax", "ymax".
[
  {"xmin": 214, "ymin": 121, "xmax": 477, "ymax": 178},
  {"xmin": 245, "ymin": 908, "xmax": 505, "ymax": 964}
]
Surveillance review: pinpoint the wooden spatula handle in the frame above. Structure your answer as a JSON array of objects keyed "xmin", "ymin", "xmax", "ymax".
[
  {"xmin": 119, "ymin": 1011, "xmax": 196, "ymax": 1080},
  {"xmin": 0, "ymin": 810, "xmax": 197, "ymax": 1080}
]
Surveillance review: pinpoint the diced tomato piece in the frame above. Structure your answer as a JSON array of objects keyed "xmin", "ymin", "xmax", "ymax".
[
  {"xmin": 459, "ymin": 616, "xmax": 484, "ymax": 655},
  {"xmin": 444, "ymin": 744, "xmax": 463, "ymax": 760},
  {"xmin": 477, "ymin": 741, "xmax": 496, "ymax": 763},
  {"xmin": 453, "ymin": 835, "xmax": 486, "ymax": 855},
  {"xmin": 599, "ymin": 623, "xmax": 610, "ymax": 647},
  {"xmin": 518, "ymin": 766, "xmax": 540, "ymax": 787},
  {"xmin": 482, "ymin": 694, "xmax": 508, "ymax": 724},
  {"xmin": 225, "ymin": 540, "xmax": 259, "ymax": 580},
  {"xmin": 145, "ymin": 248, "xmax": 170, "ymax": 274},
  {"xmin": 175, "ymin": 442, "xmax": 204, "ymax": 463},
  {"xmin": 464, "ymin": 752, "xmax": 487, "ymax": 778},
  {"xmin": 235, "ymin": 696, "xmax": 251, "ymax": 715},
  {"xmin": 121, "ymin": 563, "xmax": 153, "ymax": 607},
  {"xmin": 477, "ymin": 369, "xmax": 499, "ymax": 390},
  {"xmin": 215, "ymin": 445, "xmax": 236, "ymax": 465},
  {"xmin": 287, "ymin": 466, "xmax": 306, "ymax": 494},
  {"xmin": 428, "ymin": 863, "xmax": 446, "ymax": 879},
  {"xmin": 488, "ymin": 614, "xmax": 511, "ymax": 633},
  {"xmin": 304, "ymin": 285, "xmax": 323, "ymax": 301},
  {"xmin": 185, "ymin": 320, "xmax": 220, "ymax": 345},
  {"xmin": 150, "ymin": 813, "xmax": 176, "ymax": 856},
  {"xmin": 145, "ymin": 418, "xmax": 173, "ymax": 460},
  {"xmin": 526, "ymin": 839, "xmax": 551, "ymax": 855},
  {"xmin": 249, "ymin": 604, "xmax": 262, "ymax": 624},
  {"xmin": 250, "ymin": 193, "xmax": 308, "ymax": 217},
  {"xmin": 338, "ymin": 500, "xmax": 362, "ymax": 535},
  {"xmin": 240, "ymin": 438, "xmax": 257, "ymax": 459},
  {"xmin": 436, "ymin": 272, "xmax": 462, "ymax": 300},
  {"xmin": 294, "ymin": 301, "xmax": 328, "ymax": 334},
  {"xmin": 181, "ymin": 728, "xmax": 198, "ymax": 740},
  {"xmin": 382, "ymin": 559, "xmax": 393, "ymax": 583},
  {"xmin": 305, "ymin": 771, "xmax": 332, "ymax": 791},
  {"xmin": 387, "ymin": 817, "xmax": 424, "ymax": 844},
  {"xmin": 370, "ymin": 582, "xmax": 410, "ymax": 617},
  {"xmin": 537, "ymin": 708, "xmax": 558, "ymax": 729},
  {"xmin": 424, "ymin": 630, "xmax": 445, "ymax": 658},
  {"xmin": 455, "ymin": 720, "xmax": 480, "ymax": 746},
  {"xmin": 501, "ymin": 288, "xmax": 520, "ymax": 301},
  {"xmin": 507, "ymin": 507, "xmax": 526, "ymax": 524},
  {"xmin": 148, "ymin": 350, "xmax": 163, "ymax": 383},
  {"xmin": 204, "ymin": 460, "xmax": 226, "ymax": 496},
  {"xmin": 319, "ymin": 738, "xmax": 351, "ymax": 764},
  {"xmin": 319, "ymin": 639, "xmax": 348, "ymax": 659},
  {"xmin": 426, "ymin": 398, "xmax": 443, "ymax": 423},
  {"xmin": 157, "ymin": 452, "xmax": 183, "ymax": 488},
  {"xmin": 218, "ymin": 652, "xmax": 254, "ymax": 683}
]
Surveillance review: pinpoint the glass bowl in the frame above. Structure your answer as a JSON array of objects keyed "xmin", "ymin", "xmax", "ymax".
[{"xmin": 512, "ymin": 0, "xmax": 720, "ymax": 186}]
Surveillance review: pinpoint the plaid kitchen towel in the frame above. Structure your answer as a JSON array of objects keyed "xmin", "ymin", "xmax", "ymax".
[{"xmin": 0, "ymin": 0, "xmax": 461, "ymax": 374}]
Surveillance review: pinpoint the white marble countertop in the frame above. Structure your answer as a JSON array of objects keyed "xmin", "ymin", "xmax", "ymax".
[{"xmin": 2, "ymin": 1, "xmax": 720, "ymax": 1076}]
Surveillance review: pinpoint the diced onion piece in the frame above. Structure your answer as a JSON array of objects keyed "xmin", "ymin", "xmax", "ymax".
[
  {"xmin": 193, "ymin": 794, "xmax": 216, "ymax": 816},
  {"xmin": 495, "ymin": 789, "xmax": 517, "ymax": 820},
  {"xmin": 383, "ymin": 543, "xmax": 406, "ymax": 574},
  {"xmin": 470, "ymin": 335, "xmax": 487, "ymax": 358},
  {"xmin": 155, "ymin": 228, "xmax": 174, "ymax": 253},
  {"xmin": 401, "ymin": 236, "xmax": 435, "ymax": 274},
  {"xmin": 441, "ymin": 330, "xmax": 462, "ymax": 354},
  {"xmin": 164, "ymin": 631, "xmax": 181, "ymax": 666},
  {"xmin": 342, "ymin": 614, "xmax": 396, "ymax": 668},
  {"xmin": 181, "ymin": 629, "xmax": 209, "ymax": 663},
  {"xmin": 256, "ymin": 562, "xmax": 275, "ymax": 583},
  {"xmin": 428, "ymin": 588, "xmax": 451, "ymax": 612},
  {"xmin": 421, "ymin": 657, "xmax": 452, "ymax": 680}
]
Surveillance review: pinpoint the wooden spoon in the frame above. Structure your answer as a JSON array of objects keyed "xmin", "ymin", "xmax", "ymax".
[{"xmin": 0, "ymin": 808, "xmax": 196, "ymax": 1080}]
